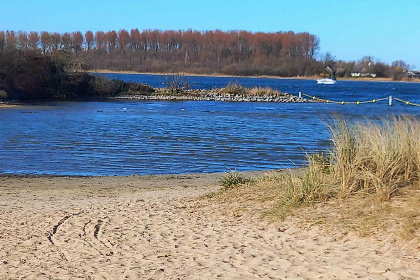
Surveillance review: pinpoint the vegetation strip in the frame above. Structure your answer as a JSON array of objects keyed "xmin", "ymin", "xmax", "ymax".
[
  {"xmin": 211, "ymin": 117, "xmax": 419, "ymax": 246},
  {"xmin": 1, "ymin": 29, "xmax": 417, "ymax": 80}
]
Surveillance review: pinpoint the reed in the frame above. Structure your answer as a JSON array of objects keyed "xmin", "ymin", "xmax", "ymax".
[
  {"xmin": 220, "ymin": 82, "xmax": 283, "ymax": 96},
  {"xmin": 220, "ymin": 82, "xmax": 246, "ymax": 95},
  {"xmin": 247, "ymin": 86, "xmax": 283, "ymax": 96}
]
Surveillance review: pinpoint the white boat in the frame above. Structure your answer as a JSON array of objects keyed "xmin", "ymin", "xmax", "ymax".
[{"xmin": 317, "ymin": 78, "xmax": 337, "ymax": 85}]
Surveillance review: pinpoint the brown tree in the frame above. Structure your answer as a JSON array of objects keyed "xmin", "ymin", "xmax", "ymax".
[
  {"xmin": 28, "ymin": 32, "xmax": 39, "ymax": 50},
  {"xmin": 17, "ymin": 32, "xmax": 29, "ymax": 50},
  {"xmin": 71, "ymin": 31, "xmax": 84, "ymax": 54},
  {"xmin": 0, "ymin": 31, "xmax": 5, "ymax": 52},
  {"xmin": 105, "ymin": 30, "xmax": 117, "ymax": 51},
  {"xmin": 6, "ymin": 31, "xmax": 17, "ymax": 50},
  {"xmin": 40, "ymin": 31, "xmax": 50, "ymax": 53},
  {"xmin": 85, "ymin": 31, "xmax": 94, "ymax": 50},
  {"xmin": 61, "ymin": 32, "xmax": 71, "ymax": 50},
  {"xmin": 130, "ymin": 29, "xmax": 141, "ymax": 50},
  {"xmin": 50, "ymin": 32, "xmax": 62, "ymax": 51},
  {"xmin": 95, "ymin": 31, "xmax": 106, "ymax": 50},
  {"xmin": 117, "ymin": 29, "xmax": 130, "ymax": 51}
]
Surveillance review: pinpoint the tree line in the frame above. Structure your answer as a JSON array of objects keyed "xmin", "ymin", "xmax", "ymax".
[
  {"xmin": 0, "ymin": 29, "xmax": 414, "ymax": 79},
  {"xmin": 0, "ymin": 29, "xmax": 323, "ymax": 76}
]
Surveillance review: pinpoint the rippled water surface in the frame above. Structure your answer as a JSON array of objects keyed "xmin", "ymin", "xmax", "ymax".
[{"xmin": 1, "ymin": 75, "xmax": 419, "ymax": 175}]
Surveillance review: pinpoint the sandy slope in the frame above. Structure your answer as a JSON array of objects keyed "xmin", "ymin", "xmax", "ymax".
[{"xmin": 0, "ymin": 173, "xmax": 418, "ymax": 279}]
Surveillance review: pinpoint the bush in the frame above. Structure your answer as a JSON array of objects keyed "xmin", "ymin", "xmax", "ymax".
[
  {"xmin": 0, "ymin": 49, "xmax": 153, "ymax": 101},
  {"xmin": 392, "ymin": 66, "xmax": 404, "ymax": 81},
  {"xmin": 163, "ymin": 74, "xmax": 191, "ymax": 93},
  {"xmin": 0, "ymin": 49, "xmax": 67, "ymax": 100}
]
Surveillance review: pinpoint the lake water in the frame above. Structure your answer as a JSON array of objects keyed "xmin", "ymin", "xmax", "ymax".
[{"xmin": 1, "ymin": 74, "xmax": 419, "ymax": 176}]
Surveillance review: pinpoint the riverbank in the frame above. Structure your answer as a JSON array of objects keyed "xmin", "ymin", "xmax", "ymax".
[
  {"xmin": 92, "ymin": 69, "xmax": 420, "ymax": 83},
  {"xmin": 0, "ymin": 102, "xmax": 21, "ymax": 108},
  {"xmin": 0, "ymin": 171, "xmax": 418, "ymax": 279}
]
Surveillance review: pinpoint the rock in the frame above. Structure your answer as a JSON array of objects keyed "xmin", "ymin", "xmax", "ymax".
[{"xmin": 115, "ymin": 91, "xmax": 310, "ymax": 103}]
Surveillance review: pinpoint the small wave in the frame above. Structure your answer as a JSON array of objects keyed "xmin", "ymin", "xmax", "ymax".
[{"xmin": 256, "ymin": 107, "xmax": 275, "ymax": 111}]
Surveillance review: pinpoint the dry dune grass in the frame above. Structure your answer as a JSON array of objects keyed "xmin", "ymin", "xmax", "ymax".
[
  {"xmin": 209, "ymin": 117, "xmax": 420, "ymax": 249},
  {"xmin": 220, "ymin": 82, "xmax": 285, "ymax": 96}
]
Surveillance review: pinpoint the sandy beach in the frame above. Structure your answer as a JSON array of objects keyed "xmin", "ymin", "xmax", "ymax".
[{"xmin": 0, "ymin": 172, "xmax": 419, "ymax": 279}]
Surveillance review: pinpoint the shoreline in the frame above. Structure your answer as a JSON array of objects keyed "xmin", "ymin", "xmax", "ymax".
[
  {"xmin": 0, "ymin": 170, "xmax": 269, "ymax": 180},
  {"xmin": 92, "ymin": 69, "xmax": 420, "ymax": 83},
  {"xmin": 2, "ymin": 71, "xmax": 417, "ymax": 106}
]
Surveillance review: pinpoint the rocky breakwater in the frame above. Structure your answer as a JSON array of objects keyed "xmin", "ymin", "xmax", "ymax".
[{"xmin": 116, "ymin": 89, "xmax": 309, "ymax": 103}]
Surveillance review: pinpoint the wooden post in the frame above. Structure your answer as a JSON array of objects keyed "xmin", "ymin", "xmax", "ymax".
[
  {"xmin": 389, "ymin": 95, "xmax": 393, "ymax": 106},
  {"xmin": 299, "ymin": 92, "xmax": 302, "ymax": 98}
]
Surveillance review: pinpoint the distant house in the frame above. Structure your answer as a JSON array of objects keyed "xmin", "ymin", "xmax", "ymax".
[
  {"xmin": 351, "ymin": 66, "xmax": 377, "ymax": 78},
  {"xmin": 351, "ymin": 72, "xmax": 377, "ymax": 78},
  {"xmin": 403, "ymin": 70, "xmax": 420, "ymax": 79}
]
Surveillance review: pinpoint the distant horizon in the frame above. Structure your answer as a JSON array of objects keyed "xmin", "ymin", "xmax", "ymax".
[{"xmin": 1, "ymin": 0, "xmax": 419, "ymax": 69}]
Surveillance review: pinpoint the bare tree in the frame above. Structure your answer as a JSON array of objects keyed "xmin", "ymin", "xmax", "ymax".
[
  {"xmin": 17, "ymin": 32, "xmax": 29, "ymax": 50},
  {"xmin": 164, "ymin": 74, "xmax": 191, "ymax": 93},
  {"xmin": 28, "ymin": 32, "xmax": 39, "ymax": 50},
  {"xmin": 85, "ymin": 31, "xmax": 94, "ymax": 50},
  {"xmin": 0, "ymin": 31, "xmax": 5, "ymax": 52}
]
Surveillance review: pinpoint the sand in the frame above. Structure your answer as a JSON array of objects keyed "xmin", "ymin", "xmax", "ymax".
[{"xmin": 0, "ymin": 173, "xmax": 419, "ymax": 279}]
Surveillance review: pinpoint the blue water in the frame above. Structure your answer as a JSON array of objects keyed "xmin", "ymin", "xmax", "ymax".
[
  {"xmin": 0, "ymin": 74, "xmax": 419, "ymax": 176},
  {"xmin": 97, "ymin": 73, "xmax": 420, "ymax": 105}
]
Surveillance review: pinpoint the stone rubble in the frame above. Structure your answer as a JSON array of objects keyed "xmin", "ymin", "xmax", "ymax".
[{"xmin": 115, "ymin": 89, "xmax": 310, "ymax": 103}]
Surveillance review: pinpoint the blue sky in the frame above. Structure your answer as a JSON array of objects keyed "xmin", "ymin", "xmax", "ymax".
[{"xmin": 1, "ymin": 0, "xmax": 419, "ymax": 69}]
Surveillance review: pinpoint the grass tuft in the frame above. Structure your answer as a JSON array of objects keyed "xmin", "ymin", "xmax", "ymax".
[
  {"xmin": 272, "ymin": 117, "xmax": 419, "ymax": 214},
  {"xmin": 219, "ymin": 172, "xmax": 252, "ymax": 191},
  {"xmin": 220, "ymin": 82, "xmax": 284, "ymax": 96},
  {"xmin": 331, "ymin": 117, "xmax": 419, "ymax": 200}
]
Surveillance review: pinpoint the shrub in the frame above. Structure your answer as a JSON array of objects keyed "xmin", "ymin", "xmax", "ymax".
[
  {"xmin": 0, "ymin": 49, "xmax": 153, "ymax": 100},
  {"xmin": 163, "ymin": 74, "xmax": 191, "ymax": 93}
]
